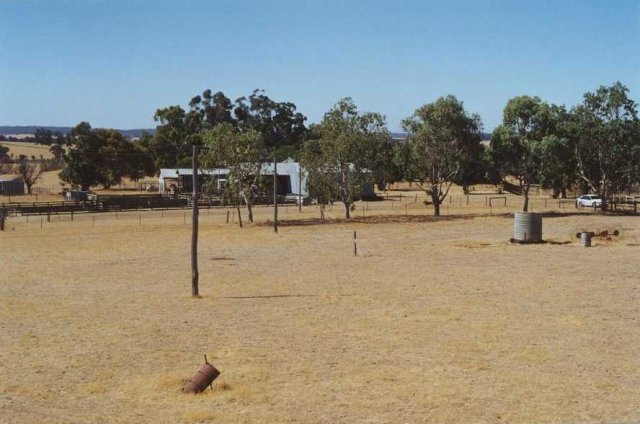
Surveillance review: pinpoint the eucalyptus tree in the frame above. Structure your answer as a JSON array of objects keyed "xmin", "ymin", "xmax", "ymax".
[
  {"xmin": 60, "ymin": 122, "xmax": 155, "ymax": 190},
  {"xmin": 148, "ymin": 105, "xmax": 202, "ymax": 168},
  {"xmin": 490, "ymin": 96, "xmax": 558, "ymax": 211},
  {"xmin": 301, "ymin": 98, "xmax": 388, "ymax": 219},
  {"xmin": 234, "ymin": 89, "xmax": 307, "ymax": 160},
  {"xmin": 149, "ymin": 89, "xmax": 307, "ymax": 170},
  {"xmin": 402, "ymin": 95, "xmax": 483, "ymax": 216},
  {"xmin": 200, "ymin": 123, "xmax": 266, "ymax": 222},
  {"xmin": 570, "ymin": 82, "xmax": 640, "ymax": 209}
]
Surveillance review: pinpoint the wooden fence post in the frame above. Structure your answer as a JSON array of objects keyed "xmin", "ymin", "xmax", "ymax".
[{"xmin": 353, "ymin": 231, "xmax": 357, "ymax": 256}]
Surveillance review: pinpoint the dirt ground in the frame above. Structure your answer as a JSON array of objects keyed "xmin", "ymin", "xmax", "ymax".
[{"xmin": 1, "ymin": 202, "xmax": 639, "ymax": 423}]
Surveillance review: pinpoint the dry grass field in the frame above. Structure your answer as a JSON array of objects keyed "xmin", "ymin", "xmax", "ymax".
[
  {"xmin": 0, "ymin": 141, "xmax": 54, "ymax": 160},
  {"xmin": 1, "ymin": 202, "xmax": 639, "ymax": 423}
]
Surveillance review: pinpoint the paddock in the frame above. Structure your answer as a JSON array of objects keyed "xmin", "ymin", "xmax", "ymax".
[{"xmin": 1, "ymin": 204, "xmax": 639, "ymax": 423}]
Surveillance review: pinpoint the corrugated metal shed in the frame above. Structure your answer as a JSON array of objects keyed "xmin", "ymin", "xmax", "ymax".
[
  {"xmin": 158, "ymin": 160, "xmax": 307, "ymax": 196},
  {"xmin": 0, "ymin": 178, "xmax": 25, "ymax": 195}
]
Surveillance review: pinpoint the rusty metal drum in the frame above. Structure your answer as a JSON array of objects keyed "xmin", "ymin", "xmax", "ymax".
[{"xmin": 183, "ymin": 363, "xmax": 220, "ymax": 394}]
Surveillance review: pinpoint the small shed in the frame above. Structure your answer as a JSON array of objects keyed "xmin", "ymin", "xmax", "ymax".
[{"xmin": 0, "ymin": 178, "xmax": 25, "ymax": 195}]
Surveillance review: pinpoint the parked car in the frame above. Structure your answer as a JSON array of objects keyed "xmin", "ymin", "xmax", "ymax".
[{"xmin": 576, "ymin": 194, "xmax": 602, "ymax": 208}]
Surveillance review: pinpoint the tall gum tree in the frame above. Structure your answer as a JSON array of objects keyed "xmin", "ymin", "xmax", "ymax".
[
  {"xmin": 402, "ymin": 95, "xmax": 483, "ymax": 216},
  {"xmin": 301, "ymin": 98, "xmax": 388, "ymax": 219},
  {"xmin": 570, "ymin": 82, "xmax": 640, "ymax": 210},
  {"xmin": 490, "ymin": 96, "xmax": 557, "ymax": 212}
]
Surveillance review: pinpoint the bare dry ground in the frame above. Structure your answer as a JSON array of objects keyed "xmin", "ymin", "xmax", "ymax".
[{"xmin": 1, "ymin": 203, "xmax": 639, "ymax": 423}]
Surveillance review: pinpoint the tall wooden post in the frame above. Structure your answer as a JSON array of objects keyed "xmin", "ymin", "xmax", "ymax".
[
  {"xmin": 191, "ymin": 145, "xmax": 200, "ymax": 297},
  {"xmin": 273, "ymin": 152, "xmax": 278, "ymax": 233}
]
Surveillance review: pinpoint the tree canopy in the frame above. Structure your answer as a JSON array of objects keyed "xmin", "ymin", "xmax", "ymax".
[
  {"xmin": 146, "ymin": 89, "xmax": 308, "ymax": 169},
  {"xmin": 402, "ymin": 95, "xmax": 483, "ymax": 216},
  {"xmin": 301, "ymin": 98, "xmax": 388, "ymax": 218},
  {"xmin": 570, "ymin": 82, "xmax": 640, "ymax": 209},
  {"xmin": 60, "ymin": 122, "xmax": 154, "ymax": 190},
  {"xmin": 490, "ymin": 96, "xmax": 560, "ymax": 211},
  {"xmin": 200, "ymin": 122, "xmax": 266, "ymax": 222}
]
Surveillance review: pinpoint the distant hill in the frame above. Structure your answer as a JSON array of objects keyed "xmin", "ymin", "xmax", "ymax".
[
  {"xmin": 1, "ymin": 126, "xmax": 490, "ymax": 141},
  {"xmin": 0, "ymin": 126, "xmax": 155, "ymax": 138}
]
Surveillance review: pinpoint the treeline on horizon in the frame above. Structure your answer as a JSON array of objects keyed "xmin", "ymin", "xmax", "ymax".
[
  {"xmin": 0, "ymin": 126, "xmax": 154, "ymax": 140},
  {"xmin": 3, "ymin": 83, "xmax": 638, "ymax": 217}
]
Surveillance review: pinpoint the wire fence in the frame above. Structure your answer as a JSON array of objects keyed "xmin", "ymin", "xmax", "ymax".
[{"xmin": 8, "ymin": 192, "xmax": 630, "ymax": 233}]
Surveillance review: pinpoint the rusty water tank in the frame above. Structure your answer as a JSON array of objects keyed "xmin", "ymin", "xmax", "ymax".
[
  {"xmin": 513, "ymin": 212, "xmax": 542, "ymax": 242},
  {"xmin": 580, "ymin": 232, "xmax": 592, "ymax": 247},
  {"xmin": 183, "ymin": 358, "xmax": 220, "ymax": 394}
]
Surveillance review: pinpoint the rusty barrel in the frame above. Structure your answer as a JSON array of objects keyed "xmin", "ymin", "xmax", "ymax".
[{"xmin": 183, "ymin": 363, "xmax": 220, "ymax": 394}]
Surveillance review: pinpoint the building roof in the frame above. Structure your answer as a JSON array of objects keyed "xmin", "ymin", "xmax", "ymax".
[
  {"xmin": 158, "ymin": 168, "xmax": 229, "ymax": 179},
  {"xmin": 159, "ymin": 161, "xmax": 303, "ymax": 179}
]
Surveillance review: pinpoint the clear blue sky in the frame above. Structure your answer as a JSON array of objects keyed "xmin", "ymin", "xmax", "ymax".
[{"xmin": 1, "ymin": 0, "xmax": 638, "ymax": 132}]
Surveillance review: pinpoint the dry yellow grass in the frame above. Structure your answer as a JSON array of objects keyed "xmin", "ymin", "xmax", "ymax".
[
  {"xmin": 1, "ymin": 202, "xmax": 639, "ymax": 423},
  {"xmin": 0, "ymin": 141, "xmax": 54, "ymax": 160}
]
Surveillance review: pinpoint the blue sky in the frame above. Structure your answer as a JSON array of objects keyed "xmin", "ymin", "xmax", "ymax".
[{"xmin": 1, "ymin": 0, "xmax": 638, "ymax": 132}]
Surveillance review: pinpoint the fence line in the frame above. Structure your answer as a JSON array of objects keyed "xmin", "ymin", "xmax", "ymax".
[{"xmin": 8, "ymin": 193, "xmax": 637, "ymax": 231}]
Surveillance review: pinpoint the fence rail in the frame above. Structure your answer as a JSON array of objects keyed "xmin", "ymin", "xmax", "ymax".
[{"xmin": 1, "ymin": 193, "xmax": 301, "ymax": 217}]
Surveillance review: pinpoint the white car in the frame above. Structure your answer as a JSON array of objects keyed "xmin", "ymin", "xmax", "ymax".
[{"xmin": 576, "ymin": 194, "xmax": 602, "ymax": 207}]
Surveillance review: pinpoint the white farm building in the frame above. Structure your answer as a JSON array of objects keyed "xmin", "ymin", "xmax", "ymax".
[{"xmin": 158, "ymin": 160, "xmax": 308, "ymax": 200}]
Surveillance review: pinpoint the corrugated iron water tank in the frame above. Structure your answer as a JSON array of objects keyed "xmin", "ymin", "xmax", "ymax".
[{"xmin": 513, "ymin": 212, "xmax": 542, "ymax": 242}]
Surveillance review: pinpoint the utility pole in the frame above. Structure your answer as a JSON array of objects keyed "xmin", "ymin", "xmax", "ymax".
[
  {"xmin": 191, "ymin": 145, "xmax": 200, "ymax": 297},
  {"xmin": 273, "ymin": 149, "xmax": 278, "ymax": 233}
]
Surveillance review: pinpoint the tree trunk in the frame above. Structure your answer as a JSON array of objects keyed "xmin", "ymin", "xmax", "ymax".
[
  {"xmin": 433, "ymin": 199, "xmax": 440, "ymax": 216},
  {"xmin": 431, "ymin": 186, "xmax": 440, "ymax": 217},
  {"xmin": 522, "ymin": 183, "xmax": 531, "ymax": 212},
  {"xmin": 344, "ymin": 201, "xmax": 351, "ymax": 219},
  {"xmin": 600, "ymin": 186, "xmax": 608, "ymax": 212},
  {"xmin": 241, "ymin": 191, "xmax": 254, "ymax": 222}
]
